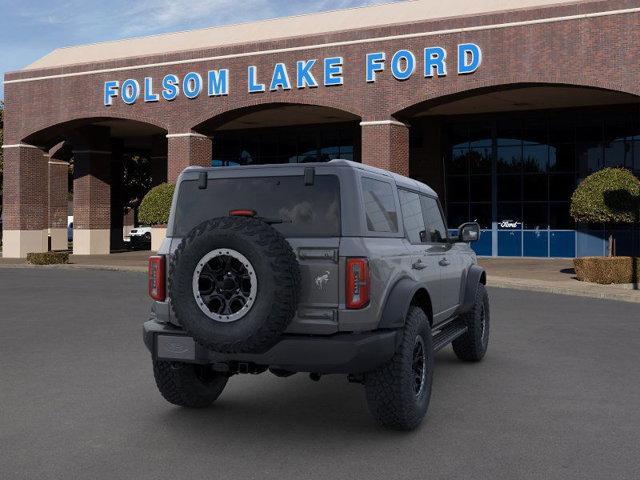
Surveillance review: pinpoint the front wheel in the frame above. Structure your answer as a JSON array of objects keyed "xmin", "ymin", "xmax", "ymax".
[
  {"xmin": 364, "ymin": 306, "xmax": 434, "ymax": 431},
  {"xmin": 153, "ymin": 361, "xmax": 228, "ymax": 408},
  {"xmin": 452, "ymin": 283, "xmax": 490, "ymax": 361}
]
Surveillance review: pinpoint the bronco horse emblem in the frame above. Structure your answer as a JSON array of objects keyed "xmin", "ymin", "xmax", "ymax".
[{"xmin": 315, "ymin": 271, "xmax": 330, "ymax": 290}]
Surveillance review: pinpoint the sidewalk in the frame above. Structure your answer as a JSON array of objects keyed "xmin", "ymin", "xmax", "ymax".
[
  {"xmin": 479, "ymin": 258, "xmax": 640, "ymax": 303},
  {"xmin": 1, "ymin": 251, "xmax": 639, "ymax": 303}
]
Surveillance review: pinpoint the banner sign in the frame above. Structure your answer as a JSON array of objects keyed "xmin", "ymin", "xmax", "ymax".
[{"xmin": 104, "ymin": 43, "xmax": 482, "ymax": 106}]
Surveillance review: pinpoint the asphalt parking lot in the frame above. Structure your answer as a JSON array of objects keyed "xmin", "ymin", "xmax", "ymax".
[{"xmin": 1, "ymin": 268, "xmax": 639, "ymax": 480}]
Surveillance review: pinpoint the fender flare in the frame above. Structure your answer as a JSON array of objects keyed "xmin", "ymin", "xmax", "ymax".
[
  {"xmin": 378, "ymin": 278, "xmax": 429, "ymax": 329},
  {"xmin": 460, "ymin": 265, "xmax": 486, "ymax": 314}
]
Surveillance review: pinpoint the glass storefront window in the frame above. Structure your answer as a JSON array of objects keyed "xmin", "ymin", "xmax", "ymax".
[
  {"xmin": 445, "ymin": 203, "xmax": 469, "ymax": 229},
  {"xmin": 470, "ymin": 203, "xmax": 492, "ymax": 229},
  {"xmin": 470, "ymin": 146, "xmax": 492, "ymax": 173},
  {"xmin": 549, "ymin": 202, "xmax": 573, "ymax": 229},
  {"xmin": 523, "ymin": 144, "xmax": 548, "ymax": 173},
  {"xmin": 604, "ymin": 140, "xmax": 632, "ymax": 168},
  {"xmin": 523, "ymin": 174, "xmax": 548, "ymax": 202},
  {"xmin": 549, "ymin": 144, "xmax": 575, "ymax": 172},
  {"xmin": 497, "ymin": 175, "xmax": 521, "ymax": 201},
  {"xmin": 446, "ymin": 176, "xmax": 469, "ymax": 203},
  {"xmin": 213, "ymin": 123, "xmax": 359, "ymax": 165},
  {"xmin": 470, "ymin": 175, "xmax": 492, "ymax": 202},
  {"xmin": 449, "ymin": 148, "xmax": 469, "ymax": 174},
  {"xmin": 497, "ymin": 145, "xmax": 522, "ymax": 173},
  {"xmin": 523, "ymin": 203, "xmax": 548, "ymax": 229},
  {"xmin": 443, "ymin": 105, "xmax": 639, "ymax": 256}
]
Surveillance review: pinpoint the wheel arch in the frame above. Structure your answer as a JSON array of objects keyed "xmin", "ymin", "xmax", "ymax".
[
  {"xmin": 378, "ymin": 278, "xmax": 433, "ymax": 329},
  {"xmin": 460, "ymin": 265, "xmax": 486, "ymax": 314}
]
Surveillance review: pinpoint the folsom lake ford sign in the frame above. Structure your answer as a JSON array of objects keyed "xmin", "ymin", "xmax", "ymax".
[{"xmin": 103, "ymin": 43, "xmax": 482, "ymax": 106}]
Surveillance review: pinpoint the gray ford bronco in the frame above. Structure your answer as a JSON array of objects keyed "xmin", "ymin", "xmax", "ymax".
[{"xmin": 143, "ymin": 160, "xmax": 489, "ymax": 430}]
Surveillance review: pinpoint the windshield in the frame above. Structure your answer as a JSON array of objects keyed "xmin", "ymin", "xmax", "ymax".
[{"xmin": 172, "ymin": 174, "xmax": 341, "ymax": 237}]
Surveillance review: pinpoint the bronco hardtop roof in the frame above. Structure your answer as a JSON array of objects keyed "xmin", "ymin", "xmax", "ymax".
[{"xmin": 183, "ymin": 159, "xmax": 438, "ymax": 197}]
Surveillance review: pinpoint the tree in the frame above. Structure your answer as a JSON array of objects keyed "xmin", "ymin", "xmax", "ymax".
[{"xmin": 570, "ymin": 167, "xmax": 640, "ymax": 256}]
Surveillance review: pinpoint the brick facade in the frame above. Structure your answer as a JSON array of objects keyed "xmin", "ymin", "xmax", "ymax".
[
  {"xmin": 167, "ymin": 134, "xmax": 213, "ymax": 183},
  {"xmin": 48, "ymin": 160, "xmax": 68, "ymax": 229},
  {"xmin": 361, "ymin": 122, "xmax": 410, "ymax": 175}
]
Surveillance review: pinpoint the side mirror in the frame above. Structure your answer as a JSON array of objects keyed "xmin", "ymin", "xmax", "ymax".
[{"xmin": 458, "ymin": 222, "xmax": 481, "ymax": 243}]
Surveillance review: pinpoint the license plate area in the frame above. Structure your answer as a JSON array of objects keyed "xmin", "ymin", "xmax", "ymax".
[{"xmin": 156, "ymin": 334, "xmax": 196, "ymax": 361}]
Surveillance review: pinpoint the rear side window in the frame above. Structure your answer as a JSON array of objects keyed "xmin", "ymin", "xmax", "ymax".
[
  {"xmin": 420, "ymin": 195, "xmax": 448, "ymax": 243},
  {"xmin": 398, "ymin": 190, "xmax": 425, "ymax": 244},
  {"xmin": 173, "ymin": 175, "xmax": 340, "ymax": 237},
  {"xmin": 361, "ymin": 177, "xmax": 398, "ymax": 233}
]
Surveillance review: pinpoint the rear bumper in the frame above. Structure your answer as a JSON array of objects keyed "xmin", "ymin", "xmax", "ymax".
[{"xmin": 143, "ymin": 320, "xmax": 399, "ymax": 374}]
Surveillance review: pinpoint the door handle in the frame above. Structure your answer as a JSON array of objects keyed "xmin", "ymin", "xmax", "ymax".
[
  {"xmin": 439, "ymin": 258, "xmax": 450, "ymax": 267},
  {"xmin": 412, "ymin": 259, "xmax": 427, "ymax": 270}
]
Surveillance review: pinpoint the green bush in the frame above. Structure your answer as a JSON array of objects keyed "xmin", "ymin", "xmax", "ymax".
[
  {"xmin": 138, "ymin": 183, "xmax": 175, "ymax": 226},
  {"xmin": 574, "ymin": 256, "xmax": 639, "ymax": 284},
  {"xmin": 570, "ymin": 168, "xmax": 640, "ymax": 224},
  {"xmin": 27, "ymin": 251, "xmax": 69, "ymax": 265}
]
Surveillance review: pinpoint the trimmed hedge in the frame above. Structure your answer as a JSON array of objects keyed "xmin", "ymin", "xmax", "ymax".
[
  {"xmin": 138, "ymin": 183, "xmax": 175, "ymax": 226},
  {"xmin": 570, "ymin": 168, "xmax": 640, "ymax": 224},
  {"xmin": 27, "ymin": 251, "xmax": 69, "ymax": 265},
  {"xmin": 574, "ymin": 256, "xmax": 640, "ymax": 284}
]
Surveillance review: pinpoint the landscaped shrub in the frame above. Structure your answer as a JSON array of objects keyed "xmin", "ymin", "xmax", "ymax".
[
  {"xmin": 570, "ymin": 168, "xmax": 640, "ymax": 257},
  {"xmin": 27, "ymin": 251, "xmax": 70, "ymax": 265},
  {"xmin": 574, "ymin": 256, "xmax": 639, "ymax": 284},
  {"xmin": 570, "ymin": 168, "xmax": 640, "ymax": 224},
  {"xmin": 138, "ymin": 183, "xmax": 175, "ymax": 226}
]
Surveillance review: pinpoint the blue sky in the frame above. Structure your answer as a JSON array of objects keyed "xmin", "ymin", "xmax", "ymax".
[{"xmin": 0, "ymin": 0, "xmax": 400, "ymax": 100}]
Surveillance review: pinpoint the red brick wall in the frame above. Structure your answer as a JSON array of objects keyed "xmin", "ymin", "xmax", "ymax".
[
  {"xmin": 2, "ymin": 147, "xmax": 48, "ymax": 230},
  {"xmin": 72, "ymin": 151, "xmax": 111, "ymax": 230},
  {"xmin": 167, "ymin": 135, "xmax": 212, "ymax": 183},
  {"xmin": 361, "ymin": 123, "xmax": 410, "ymax": 175},
  {"xmin": 48, "ymin": 161, "xmax": 68, "ymax": 229}
]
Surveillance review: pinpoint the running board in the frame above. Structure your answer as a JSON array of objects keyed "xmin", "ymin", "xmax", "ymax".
[{"xmin": 432, "ymin": 322, "xmax": 468, "ymax": 352}]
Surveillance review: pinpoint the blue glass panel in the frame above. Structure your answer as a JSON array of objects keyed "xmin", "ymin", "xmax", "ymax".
[
  {"xmin": 576, "ymin": 229, "xmax": 605, "ymax": 257},
  {"xmin": 472, "ymin": 230, "xmax": 493, "ymax": 256},
  {"xmin": 523, "ymin": 230, "xmax": 548, "ymax": 257},
  {"xmin": 498, "ymin": 231, "xmax": 522, "ymax": 257},
  {"xmin": 550, "ymin": 231, "xmax": 576, "ymax": 258},
  {"xmin": 448, "ymin": 229, "xmax": 492, "ymax": 256}
]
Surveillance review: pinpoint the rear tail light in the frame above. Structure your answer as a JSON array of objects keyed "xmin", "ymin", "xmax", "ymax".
[
  {"xmin": 346, "ymin": 258, "xmax": 369, "ymax": 309},
  {"xmin": 148, "ymin": 255, "xmax": 166, "ymax": 301}
]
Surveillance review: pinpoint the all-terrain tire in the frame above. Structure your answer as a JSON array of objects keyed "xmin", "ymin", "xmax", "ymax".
[
  {"xmin": 153, "ymin": 360, "xmax": 228, "ymax": 408},
  {"xmin": 170, "ymin": 217, "xmax": 300, "ymax": 353},
  {"xmin": 452, "ymin": 283, "xmax": 490, "ymax": 361},
  {"xmin": 364, "ymin": 306, "xmax": 434, "ymax": 431}
]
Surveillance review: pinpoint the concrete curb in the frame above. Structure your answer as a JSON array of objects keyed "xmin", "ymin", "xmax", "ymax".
[
  {"xmin": 488, "ymin": 276, "xmax": 640, "ymax": 304},
  {"xmin": 0, "ymin": 263, "xmax": 147, "ymax": 273}
]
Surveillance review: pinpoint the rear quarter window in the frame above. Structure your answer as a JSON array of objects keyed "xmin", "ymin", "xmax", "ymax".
[
  {"xmin": 361, "ymin": 177, "xmax": 398, "ymax": 233},
  {"xmin": 172, "ymin": 175, "xmax": 341, "ymax": 238}
]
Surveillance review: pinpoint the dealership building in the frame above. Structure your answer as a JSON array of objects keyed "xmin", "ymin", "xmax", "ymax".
[{"xmin": 2, "ymin": 0, "xmax": 640, "ymax": 257}]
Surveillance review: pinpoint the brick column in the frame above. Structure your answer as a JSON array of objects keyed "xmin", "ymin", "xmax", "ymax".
[
  {"xmin": 1, "ymin": 144, "xmax": 49, "ymax": 257},
  {"xmin": 360, "ymin": 120, "xmax": 410, "ymax": 176},
  {"xmin": 151, "ymin": 134, "xmax": 168, "ymax": 187},
  {"xmin": 167, "ymin": 133, "xmax": 212, "ymax": 183},
  {"xmin": 72, "ymin": 150, "xmax": 112, "ymax": 255},
  {"xmin": 48, "ymin": 159, "xmax": 69, "ymax": 251}
]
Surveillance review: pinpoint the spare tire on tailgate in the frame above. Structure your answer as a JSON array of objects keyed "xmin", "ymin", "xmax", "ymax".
[{"xmin": 169, "ymin": 216, "xmax": 301, "ymax": 353}]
